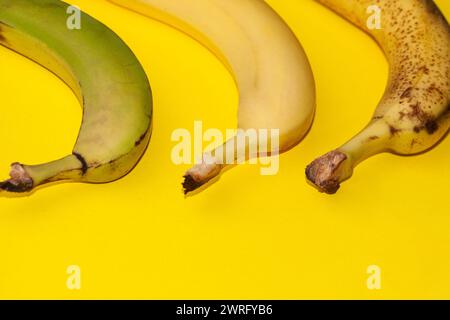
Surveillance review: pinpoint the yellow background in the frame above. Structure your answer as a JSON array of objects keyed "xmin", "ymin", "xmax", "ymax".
[{"xmin": 0, "ymin": 0, "xmax": 449, "ymax": 299}]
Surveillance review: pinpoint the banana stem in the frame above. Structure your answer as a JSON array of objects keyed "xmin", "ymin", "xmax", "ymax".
[
  {"xmin": 306, "ymin": 120, "xmax": 390, "ymax": 193},
  {"xmin": 182, "ymin": 137, "xmax": 236, "ymax": 194},
  {"xmin": 0, "ymin": 154, "xmax": 84, "ymax": 193},
  {"xmin": 182, "ymin": 130, "xmax": 267, "ymax": 194}
]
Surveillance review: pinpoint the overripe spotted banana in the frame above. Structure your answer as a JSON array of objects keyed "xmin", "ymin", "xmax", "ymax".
[
  {"xmin": 0, "ymin": 0, "xmax": 152, "ymax": 193},
  {"xmin": 306, "ymin": 0, "xmax": 449, "ymax": 194},
  {"xmin": 109, "ymin": 0, "xmax": 316, "ymax": 194}
]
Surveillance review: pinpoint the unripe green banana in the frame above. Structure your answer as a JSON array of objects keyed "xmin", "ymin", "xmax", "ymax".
[
  {"xmin": 306, "ymin": 0, "xmax": 449, "ymax": 194},
  {"xmin": 0, "ymin": 0, "xmax": 152, "ymax": 193},
  {"xmin": 109, "ymin": 0, "xmax": 316, "ymax": 194}
]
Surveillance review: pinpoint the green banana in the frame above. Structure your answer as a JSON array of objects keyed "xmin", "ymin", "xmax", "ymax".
[
  {"xmin": 306, "ymin": 0, "xmax": 450, "ymax": 194},
  {"xmin": 0, "ymin": 0, "xmax": 152, "ymax": 193}
]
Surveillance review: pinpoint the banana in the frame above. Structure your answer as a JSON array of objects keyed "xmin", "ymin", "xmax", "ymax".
[
  {"xmin": 306, "ymin": 0, "xmax": 450, "ymax": 194},
  {"xmin": 0, "ymin": 0, "xmax": 152, "ymax": 193},
  {"xmin": 108, "ymin": 0, "xmax": 316, "ymax": 194}
]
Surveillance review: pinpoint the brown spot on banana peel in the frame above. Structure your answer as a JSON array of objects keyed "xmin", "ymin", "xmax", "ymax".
[
  {"xmin": 305, "ymin": 150, "xmax": 347, "ymax": 194},
  {"xmin": 400, "ymin": 87, "xmax": 413, "ymax": 99},
  {"xmin": 134, "ymin": 132, "xmax": 147, "ymax": 147},
  {"xmin": 427, "ymin": 84, "xmax": 444, "ymax": 97},
  {"xmin": 389, "ymin": 125, "xmax": 401, "ymax": 136},
  {"xmin": 424, "ymin": 119, "xmax": 439, "ymax": 134},
  {"xmin": 418, "ymin": 66, "xmax": 430, "ymax": 75},
  {"xmin": 410, "ymin": 138, "xmax": 419, "ymax": 148},
  {"xmin": 398, "ymin": 101, "xmax": 440, "ymax": 135}
]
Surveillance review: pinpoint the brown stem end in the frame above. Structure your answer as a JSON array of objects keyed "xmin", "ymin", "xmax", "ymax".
[
  {"xmin": 182, "ymin": 174, "xmax": 207, "ymax": 195},
  {"xmin": 305, "ymin": 150, "xmax": 348, "ymax": 194},
  {"xmin": 0, "ymin": 163, "xmax": 34, "ymax": 193}
]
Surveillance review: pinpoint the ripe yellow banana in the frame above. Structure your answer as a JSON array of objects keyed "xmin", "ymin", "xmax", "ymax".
[
  {"xmin": 0, "ymin": 0, "xmax": 152, "ymax": 193},
  {"xmin": 306, "ymin": 0, "xmax": 449, "ymax": 194},
  {"xmin": 109, "ymin": 0, "xmax": 316, "ymax": 194}
]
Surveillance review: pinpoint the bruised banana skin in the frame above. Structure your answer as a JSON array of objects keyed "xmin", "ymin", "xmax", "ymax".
[
  {"xmin": 0, "ymin": 0, "xmax": 152, "ymax": 193},
  {"xmin": 306, "ymin": 0, "xmax": 450, "ymax": 194},
  {"xmin": 109, "ymin": 0, "xmax": 316, "ymax": 194}
]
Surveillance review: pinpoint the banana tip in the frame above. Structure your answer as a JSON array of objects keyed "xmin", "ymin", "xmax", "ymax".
[
  {"xmin": 0, "ymin": 163, "xmax": 33, "ymax": 193},
  {"xmin": 182, "ymin": 174, "xmax": 205, "ymax": 195},
  {"xmin": 305, "ymin": 150, "xmax": 347, "ymax": 194}
]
